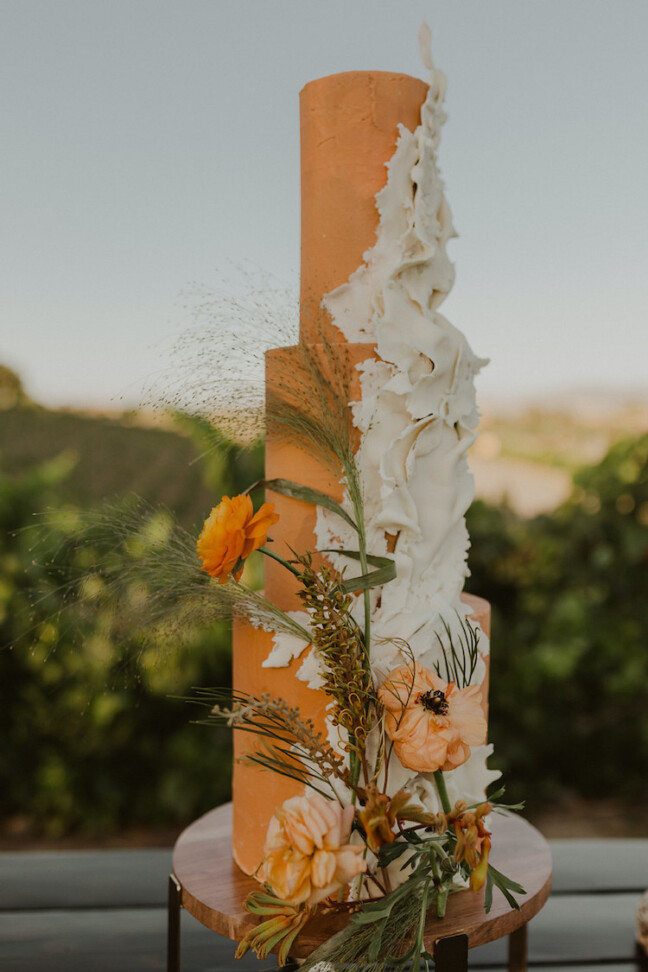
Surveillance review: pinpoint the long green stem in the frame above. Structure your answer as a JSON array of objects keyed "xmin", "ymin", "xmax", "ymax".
[
  {"xmin": 358, "ymin": 540, "xmax": 371, "ymax": 659},
  {"xmin": 259, "ymin": 546, "xmax": 301, "ymax": 578},
  {"xmin": 436, "ymin": 888, "xmax": 448, "ymax": 918},
  {"xmin": 348, "ymin": 495, "xmax": 368, "ymax": 791},
  {"xmin": 433, "ymin": 770, "xmax": 452, "ymax": 815},
  {"xmin": 349, "ymin": 744, "xmax": 360, "ymax": 794},
  {"xmin": 354, "ymin": 514, "xmax": 371, "ymax": 787},
  {"xmin": 349, "ymin": 486, "xmax": 371, "ymax": 659},
  {"xmin": 418, "ymin": 880, "xmax": 431, "ymax": 949}
]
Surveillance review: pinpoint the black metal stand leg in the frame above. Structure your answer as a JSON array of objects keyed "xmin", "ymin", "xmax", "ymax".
[
  {"xmin": 508, "ymin": 923, "xmax": 527, "ymax": 972},
  {"xmin": 167, "ymin": 873, "xmax": 182, "ymax": 972},
  {"xmin": 636, "ymin": 942, "xmax": 648, "ymax": 970},
  {"xmin": 434, "ymin": 932, "xmax": 468, "ymax": 971}
]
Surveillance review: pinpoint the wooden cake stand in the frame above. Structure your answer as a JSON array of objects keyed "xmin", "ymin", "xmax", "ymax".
[{"xmin": 168, "ymin": 803, "xmax": 552, "ymax": 971}]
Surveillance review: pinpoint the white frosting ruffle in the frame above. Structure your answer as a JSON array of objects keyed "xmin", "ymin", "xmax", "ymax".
[
  {"xmin": 320, "ymin": 56, "xmax": 489, "ymax": 681},
  {"xmin": 268, "ymin": 49, "xmax": 497, "ymax": 828}
]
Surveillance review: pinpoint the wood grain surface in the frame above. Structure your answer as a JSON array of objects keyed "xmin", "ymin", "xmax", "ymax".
[{"xmin": 172, "ymin": 802, "xmax": 553, "ymax": 959}]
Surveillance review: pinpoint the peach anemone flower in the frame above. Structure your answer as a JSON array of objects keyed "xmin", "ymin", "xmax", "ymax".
[
  {"xmin": 261, "ymin": 793, "xmax": 366, "ymax": 906},
  {"xmin": 378, "ymin": 663, "xmax": 487, "ymax": 775},
  {"xmin": 196, "ymin": 494, "xmax": 278, "ymax": 584}
]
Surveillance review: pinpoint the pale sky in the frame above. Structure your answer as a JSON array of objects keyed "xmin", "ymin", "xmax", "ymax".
[{"xmin": 2, "ymin": 0, "xmax": 647, "ymax": 409}]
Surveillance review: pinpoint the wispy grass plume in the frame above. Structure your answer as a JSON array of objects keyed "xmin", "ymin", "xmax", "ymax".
[
  {"xmin": 31, "ymin": 496, "xmax": 309, "ymax": 652},
  {"xmin": 145, "ymin": 270, "xmax": 299, "ymax": 445}
]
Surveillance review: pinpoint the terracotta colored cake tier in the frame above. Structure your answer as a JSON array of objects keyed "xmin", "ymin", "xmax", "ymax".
[
  {"xmin": 299, "ymin": 71, "xmax": 428, "ymax": 343},
  {"xmin": 262, "ymin": 341, "xmax": 374, "ymax": 610},
  {"xmin": 231, "ymin": 70, "xmax": 491, "ymax": 876}
]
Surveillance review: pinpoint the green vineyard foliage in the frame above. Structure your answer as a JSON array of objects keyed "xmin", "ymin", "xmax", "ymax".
[{"xmin": 1, "ymin": 401, "xmax": 646, "ymax": 835}]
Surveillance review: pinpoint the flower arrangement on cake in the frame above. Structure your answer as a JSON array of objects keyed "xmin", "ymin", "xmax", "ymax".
[
  {"xmin": 187, "ymin": 308, "xmax": 525, "ymax": 966},
  {"xmin": 192, "ymin": 483, "xmax": 523, "ymax": 968}
]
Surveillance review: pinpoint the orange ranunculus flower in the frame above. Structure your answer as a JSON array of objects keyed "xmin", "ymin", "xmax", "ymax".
[
  {"xmin": 260, "ymin": 793, "xmax": 366, "ymax": 906},
  {"xmin": 378, "ymin": 663, "xmax": 487, "ymax": 775},
  {"xmin": 196, "ymin": 494, "xmax": 279, "ymax": 584}
]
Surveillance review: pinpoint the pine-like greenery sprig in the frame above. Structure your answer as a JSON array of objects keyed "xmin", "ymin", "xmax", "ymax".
[{"xmin": 432, "ymin": 613, "xmax": 482, "ymax": 688}]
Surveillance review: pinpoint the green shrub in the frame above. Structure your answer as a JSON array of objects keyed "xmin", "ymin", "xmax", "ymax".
[
  {"xmin": 3, "ymin": 402, "xmax": 646, "ymax": 835},
  {"xmin": 0, "ymin": 410, "xmax": 263, "ymax": 837},
  {"xmin": 467, "ymin": 434, "xmax": 648, "ymax": 808}
]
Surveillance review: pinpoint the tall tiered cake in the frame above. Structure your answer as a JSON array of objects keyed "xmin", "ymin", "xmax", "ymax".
[{"xmin": 231, "ymin": 62, "xmax": 497, "ymax": 877}]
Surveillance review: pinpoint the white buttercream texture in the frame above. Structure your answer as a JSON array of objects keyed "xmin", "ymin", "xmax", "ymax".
[
  {"xmin": 321, "ymin": 58, "xmax": 488, "ymax": 664},
  {"xmin": 262, "ymin": 612, "xmax": 311, "ymax": 668},
  {"xmin": 268, "ymin": 51, "xmax": 496, "ymax": 833}
]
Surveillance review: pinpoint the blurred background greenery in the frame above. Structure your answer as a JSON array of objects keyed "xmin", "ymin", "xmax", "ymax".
[{"xmin": 1, "ymin": 363, "xmax": 647, "ymax": 844}]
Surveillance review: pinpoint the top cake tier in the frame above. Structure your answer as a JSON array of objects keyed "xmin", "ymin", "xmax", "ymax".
[{"xmin": 299, "ymin": 71, "xmax": 428, "ymax": 343}]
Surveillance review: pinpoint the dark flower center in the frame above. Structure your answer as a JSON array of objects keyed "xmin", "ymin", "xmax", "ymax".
[{"xmin": 417, "ymin": 689, "xmax": 449, "ymax": 716}]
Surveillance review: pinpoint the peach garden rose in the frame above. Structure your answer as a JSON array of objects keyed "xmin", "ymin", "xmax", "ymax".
[
  {"xmin": 261, "ymin": 793, "xmax": 366, "ymax": 906},
  {"xmin": 197, "ymin": 494, "xmax": 279, "ymax": 584},
  {"xmin": 378, "ymin": 662, "xmax": 487, "ymax": 775}
]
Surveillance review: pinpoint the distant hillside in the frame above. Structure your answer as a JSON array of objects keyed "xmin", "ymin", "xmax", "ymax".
[
  {"xmin": 477, "ymin": 395, "xmax": 648, "ymax": 471},
  {"xmin": 3, "ymin": 396, "xmax": 643, "ymax": 525},
  {"xmin": 0, "ymin": 406, "xmax": 221, "ymax": 529},
  {"xmin": 469, "ymin": 398, "xmax": 648, "ymax": 516}
]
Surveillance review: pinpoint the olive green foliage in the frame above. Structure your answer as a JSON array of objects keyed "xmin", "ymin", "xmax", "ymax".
[
  {"xmin": 467, "ymin": 434, "xmax": 648, "ymax": 807},
  {"xmin": 0, "ymin": 407, "xmax": 263, "ymax": 837}
]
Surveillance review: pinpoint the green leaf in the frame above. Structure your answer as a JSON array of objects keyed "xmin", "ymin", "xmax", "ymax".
[
  {"xmin": 499, "ymin": 885, "xmax": 521, "ymax": 910},
  {"xmin": 341, "ymin": 562, "xmax": 397, "ymax": 593},
  {"xmin": 350, "ymin": 878, "xmax": 415, "ymax": 926},
  {"xmin": 486, "ymin": 863, "xmax": 526, "ymax": 912},
  {"xmin": 491, "ymin": 801, "xmax": 526, "ymax": 814},
  {"xmin": 350, "ymin": 902, "xmax": 394, "ymax": 925},
  {"xmin": 377, "ymin": 841, "xmax": 414, "ymax": 866},
  {"xmin": 322, "ymin": 548, "xmax": 394, "ymax": 569},
  {"xmin": 320, "ymin": 546, "xmax": 397, "ymax": 592},
  {"xmin": 366, "ymin": 919, "xmax": 387, "ymax": 959},
  {"xmin": 246, "ymin": 478, "xmax": 359, "ymax": 533},
  {"xmin": 488, "ymin": 863, "xmax": 526, "ymax": 895},
  {"xmin": 486, "ymin": 785, "xmax": 506, "ymax": 802},
  {"xmin": 484, "ymin": 871, "xmax": 494, "ymax": 913}
]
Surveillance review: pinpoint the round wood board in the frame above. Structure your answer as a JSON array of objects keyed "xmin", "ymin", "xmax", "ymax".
[{"xmin": 172, "ymin": 802, "xmax": 552, "ymax": 959}]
